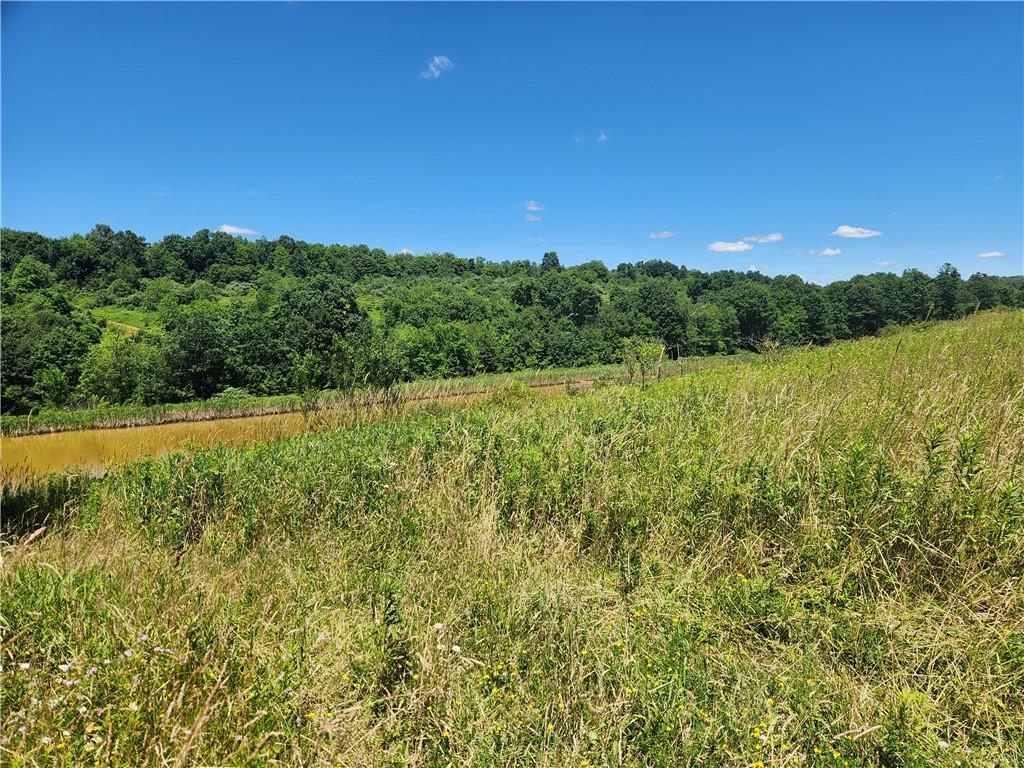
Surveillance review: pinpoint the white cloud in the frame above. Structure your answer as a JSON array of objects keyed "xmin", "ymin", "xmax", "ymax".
[
  {"xmin": 977, "ymin": 250, "xmax": 1006, "ymax": 259},
  {"xmin": 596, "ymin": 130, "xmax": 608, "ymax": 143},
  {"xmin": 743, "ymin": 232, "xmax": 784, "ymax": 244},
  {"xmin": 152, "ymin": 191, "xmax": 169, "ymax": 197},
  {"xmin": 875, "ymin": 260, "xmax": 892, "ymax": 267},
  {"xmin": 419, "ymin": 55, "xmax": 454, "ymax": 80},
  {"xmin": 524, "ymin": 200, "xmax": 543, "ymax": 221},
  {"xmin": 809, "ymin": 248, "xmax": 843, "ymax": 257},
  {"xmin": 648, "ymin": 230, "xmax": 678, "ymax": 239},
  {"xmin": 399, "ymin": 248, "xmax": 413, "ymax": 256},
  {"xmin": 993, "ymin": 174, "xmax": 1005, "ymax": 182},
  {"xmin": 218, "ymin": 224, "xmax": 258, "ymax": 235},
  {"xmin": 746, "ymin": 264, "xmax": 759, "ymax": 273},
  {"xmin": 832, "ymin": 224, "xmax": 882, "ymax": 238},
  {"xmin": 708, "ymin": 241, "xmax": 753, "ymax": 253},
  {"xmin": 572, "ymin": 134, "xmax": 583, "ymax": 143}
]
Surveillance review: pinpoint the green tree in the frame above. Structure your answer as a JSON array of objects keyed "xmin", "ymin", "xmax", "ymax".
[
  {"xmin": 5, "ymin": 257, "xmax": 55, "ymax": 298},
  {"xmin": 620, "ymin": 337, "xmax": 665, "ymax": 386},
  {"xmin": 934, "ymin": 263, "xmax": 963, "ymax": 319},
  {"xmin": 722, "ymin": 281, "xmax": 776, "ymax": 345},
  {"xmin": 639, "ymin": 279, "xmax": 692, "ymax": 356},
  {"xmin": 77, "ymin": 331, "xmax": 171, "ymax": 405},
  {"xmin": 166, "ymin": 303, "xmax": 228, "ymax": 398},
  {"xmin": 541, "ymin": 251, "xmax": 562, "ymax": 273},
  {"xmin": 0, "ymin": 287, "xmax": 99, "ymax": 413}
]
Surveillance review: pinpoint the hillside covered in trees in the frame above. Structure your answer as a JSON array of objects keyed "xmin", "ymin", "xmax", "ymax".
[{"xmin": 2, "ymin": 224, "xmax": 1022, "ymax": 415}]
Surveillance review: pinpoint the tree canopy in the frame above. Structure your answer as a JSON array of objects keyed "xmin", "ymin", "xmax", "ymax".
[{"xmin": 2, "ymin": 224, "xmax": 1021, "ymax": 414}]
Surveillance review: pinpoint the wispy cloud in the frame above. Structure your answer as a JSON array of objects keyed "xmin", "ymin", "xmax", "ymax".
[
  {"xmin": 648, "ymin": 230, "xmax": 678, "ymax": 239},
  {"xmin": 524, "ymin": 200, "xmax": 543, "ymax": 221},
  {"xmin": 833, "ymin": 224, "xmax": 882, "ymax": 238},
  {"xmin": 977, "ymin": 250, "xmax": 1006, "ymax": 259},
  {"xmin": 875, "ymin": 260, "xmax": 892, "ymax": 267},
  {"xmin": 399, "ymin": 248, "xmax": 413, "ymax": 256},
  {"xmin": 596, "ymin": 130, "xmax": 608, "ymax": 143},
  {"xmin": 572, "ymin": 134, "xmax": 583, "ymax": 143},
  {"xmin": 993, "ymin": 174, "xmax": 1005, "ymax": 182},
  {"xmin": 152, "ymin": 191, "xmax": 170, "ymax": 197},
  {"xmin": 419, "ymin": 55, "xmax": 453, "ymax": 80},
  {"xmin": 746, "ymin": 264, "xmax": 759, "ymax": 273},
  {"xmin": 708, "ymin": 241, "xmax": 753, "ymax": 253},
  {"xmin": 218, "ymin": 224, "xmax": 258, "ymax": 236},
  {"xmin": 809, "ymin": 248, "xmax": 843, "ymax": 257},
  {"xmin": 743, "ymin": 233, "xmax": 784, "ymax": 244}
]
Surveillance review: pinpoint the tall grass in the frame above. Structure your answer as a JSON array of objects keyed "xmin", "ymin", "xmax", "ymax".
[
  {"xmin": 1, "ymin": 354, "xmax": 754, "ymax": 436},
  {"xmin": 1, "ymin": 311, "xmax": 1021, "ymax": 766}
]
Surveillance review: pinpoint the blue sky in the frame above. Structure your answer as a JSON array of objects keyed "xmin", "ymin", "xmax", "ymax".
[{"xmin": 2, "ymin": 2, "xmax": 1021, "ymax": 282}]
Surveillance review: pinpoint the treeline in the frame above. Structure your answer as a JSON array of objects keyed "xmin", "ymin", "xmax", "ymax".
[{"xmin": 2, "ymin": 224, "xmax": 1021, "ymax": 415}]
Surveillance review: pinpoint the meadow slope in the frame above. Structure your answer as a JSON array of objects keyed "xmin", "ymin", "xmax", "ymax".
[{"xmin": 2, "ymin": 311, "xmax": 1023, "ymax": 767}]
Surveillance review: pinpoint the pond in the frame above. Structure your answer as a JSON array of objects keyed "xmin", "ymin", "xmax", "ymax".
[
  {"xmin": 1, "ymin": 410, "xmax": 310, "ymax": 482},
  {"xmin": 0, "ymin": 381, "xmax": 582, "ymax": 483}
]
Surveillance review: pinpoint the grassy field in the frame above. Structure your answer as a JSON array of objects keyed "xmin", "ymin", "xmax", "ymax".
[
  {"xmin": 87, "ymin": 305, "xmax": 160, "ymax": 334},
  {"xmin": 0, "ymin": 354, "xmax": 754, "ymax": 436},
  {"xmin": 1, "ymin": 311, "xmax": 1022, "ymax": 767}
]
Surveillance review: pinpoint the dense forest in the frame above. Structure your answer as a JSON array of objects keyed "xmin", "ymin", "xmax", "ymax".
[{"xmin": 2, "ymin": 224, "xmax": 1021, "ymax": 415}]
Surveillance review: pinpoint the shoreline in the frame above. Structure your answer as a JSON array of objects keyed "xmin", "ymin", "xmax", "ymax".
[{"xmin": 2, "ymin": 354, "xmax": 755, "ymax": 438}]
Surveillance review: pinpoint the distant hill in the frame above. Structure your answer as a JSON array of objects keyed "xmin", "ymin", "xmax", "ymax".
[{"xmin": 2, "ymin": 224, "xmax": 1021, "ymax": 415}]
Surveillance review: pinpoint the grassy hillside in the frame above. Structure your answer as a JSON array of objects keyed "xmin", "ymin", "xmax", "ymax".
[
  {"xmin": 2, "ymin": 311, "xmax": 1022, "ymax": 767},
  {"xmin": 86, "ymin": 305, "xmax": 159, "ymax": 334}
]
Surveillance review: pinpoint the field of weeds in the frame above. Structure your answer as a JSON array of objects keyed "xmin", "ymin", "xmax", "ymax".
[
  {"xmin": 2, "ymin": 311, "xmax": 1022, "ymax": 767},
  {"xmin": 0, "ymin": 354, "xmax": 754, "ymax": 437}
]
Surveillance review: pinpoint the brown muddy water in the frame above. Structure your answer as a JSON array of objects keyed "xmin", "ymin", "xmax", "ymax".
[
  {"xmin": 1, "ymin": 410, "xmax": 309, "ymax": 482},
  {"xmin": 0, "ymin": 381, "xmax": 583, "ymax": 483}
]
